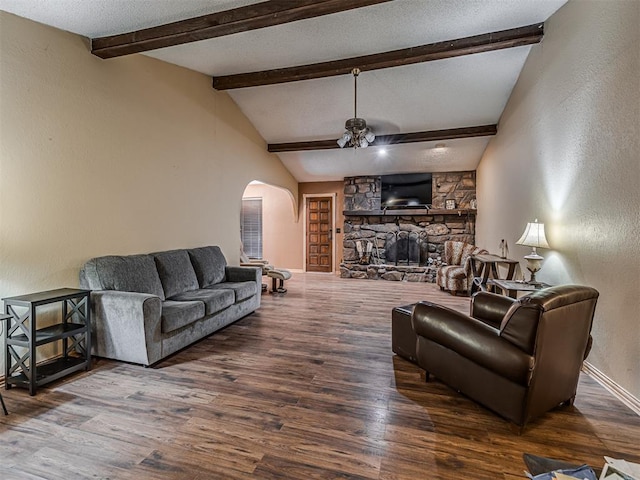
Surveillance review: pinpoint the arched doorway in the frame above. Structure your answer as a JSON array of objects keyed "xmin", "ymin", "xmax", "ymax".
[{"xmin": 241, "ymin": 180, "xmax": 298, "ymax": 269}]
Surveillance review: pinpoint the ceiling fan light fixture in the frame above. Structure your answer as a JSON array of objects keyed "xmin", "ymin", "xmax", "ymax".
[
  {"xmin": 337, "ymin": 68, "xmax": 375, "ymax": 149},
  {"xmin": 345, "ymin": 117, "xmax": 367, "ymax": 132},
  {"xmin": 364, "ymin": 130, "xmax": 375, "ymax": 143},
  {"xmin": 337, "ymin": 134, "xmax": 350, "ymax": 148}
]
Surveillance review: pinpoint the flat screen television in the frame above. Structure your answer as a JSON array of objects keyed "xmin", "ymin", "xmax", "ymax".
[{"xmin": 381, "ymin": 173, "xmax": 432, "ymax": 208}]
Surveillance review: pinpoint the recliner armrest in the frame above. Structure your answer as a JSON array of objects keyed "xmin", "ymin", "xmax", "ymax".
[
  {"xmin": 412, "ymin": 301, "xmax": 533, "ymax": 385},
  {"xmin": 412, "ymin": 301, "xmax": 499, "ymax": 345},
  {"xmin": 471, "ymin": 291, "xmax": 517, "ymax": 329},
  {"xmin": 240, "ymin": 262, "xmax": 272, "ymax": 274},
  {"xmin": 246, "ymin": 259, "xmax": 270, "ymax": 265}
]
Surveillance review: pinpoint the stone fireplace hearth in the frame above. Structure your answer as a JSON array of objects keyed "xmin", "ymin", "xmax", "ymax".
[{"xmin": 340, "ymin": 172, "xmax": 477, "ymax": 282}]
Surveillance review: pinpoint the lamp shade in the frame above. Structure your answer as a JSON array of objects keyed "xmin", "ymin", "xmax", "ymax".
[{"xmin": 516, "ymin": 219, "xmax": 550, "ymax": 249}]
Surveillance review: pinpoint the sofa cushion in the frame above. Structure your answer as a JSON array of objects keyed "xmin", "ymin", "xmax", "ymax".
[
  {"xmin": 206, "ymin": 281, "xmax": 258, "ymax": 302},
  {"xmin": 169, "ymin": 288, "xmax": 234, "ymax": 315},
  {"xmin": 153, "ymin": 250, "xmax": 200, "ymax": 299},
  {"xmin": 188, "ymin": 246, "xmax": 227, "ymax": 287},
  {"xmin": 161, "ymin": 300, "xmax": 205, "ymax": 333},
  {"xmin": 83, "ymin": 255, "xmax": 165, "ymax": 300}
]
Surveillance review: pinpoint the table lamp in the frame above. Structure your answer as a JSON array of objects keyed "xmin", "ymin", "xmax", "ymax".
[{"xmin": 516, "ymin": 219, "xmax": 550, "ymax": 285}]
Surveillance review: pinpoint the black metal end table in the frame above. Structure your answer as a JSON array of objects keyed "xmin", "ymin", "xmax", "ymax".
[
  {"xmin": 0, "ymin": 313, "xmax": 10, "ymax": 413},
  {"xmin": 2, "ymin": 288, "xmax": 91, "ymax": 396}
]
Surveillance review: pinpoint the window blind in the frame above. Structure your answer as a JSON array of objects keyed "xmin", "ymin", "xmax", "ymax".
[{"xmin": 241, "ymin": 198, "xmax": 263, "ymax": 259}]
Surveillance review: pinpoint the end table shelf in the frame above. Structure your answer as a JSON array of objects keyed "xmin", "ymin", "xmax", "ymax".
[
  {"xmin": 3, "ymin": 288, "xmax": 91, "ymax": 396},
  {"xmin": 6, "ymin": 357, "xmax": 87, "ymax": 389},
  {"xmin": 488, "ymin": 279, "xmax": 552, "ymax": 298},
  {"xmin": 8, "ymin": 322, "xmax": 87, "ymax": 347}
]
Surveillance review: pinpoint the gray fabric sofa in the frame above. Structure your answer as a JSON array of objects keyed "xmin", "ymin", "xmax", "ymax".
[{"xmin": 79, "ymin": 246, "xmax": 261, "ymax": 366}]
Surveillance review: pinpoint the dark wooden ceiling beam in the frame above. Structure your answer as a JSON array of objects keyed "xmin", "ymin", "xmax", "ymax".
[
  {"xmin": 267, "ymin": 124, "xmax": 497, "ymax": 153},
  {"xmin": 91, "ymin": 0, "xmax": 392, "ymax": 59},
  {"xmin": 214, "ymin": 23, "xmax": 543, "ymax": 90}
]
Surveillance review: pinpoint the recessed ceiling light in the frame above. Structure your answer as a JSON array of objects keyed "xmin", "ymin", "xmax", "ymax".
[
  {"xmin": 434, "ymin": 143, "xmax": 446, "ymax": 149},
  {"xmin": 379, "ymin": 148, "xmax": 387, "ymax": 156}
]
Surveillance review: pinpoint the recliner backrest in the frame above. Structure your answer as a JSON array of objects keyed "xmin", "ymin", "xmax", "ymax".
[
  {"xmin": 499, "ymin": 302, "xmax": 542, "ymax": 354},
  {"xmin": 499, "ymin": 285, "xmax": 599, "ymax": 355}
]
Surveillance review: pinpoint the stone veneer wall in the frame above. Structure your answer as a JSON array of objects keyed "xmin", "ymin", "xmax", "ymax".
[
  {"xmin": 344, "ymin": 176, "xmax": 381, "ymax": 211},
  {"xmin": 341, "ymin": 172, "xmax": 476, "ymax": 281},
  {"xmin": 344, "ymin": 172, "xmax": 477, "ymax": 211},
  {"xmin": 432, "ymin": 171, "xmax": 477, "ymax": 209}
]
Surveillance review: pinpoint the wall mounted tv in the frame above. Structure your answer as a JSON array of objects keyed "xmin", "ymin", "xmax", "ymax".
[{"xmin": 381, "ymin": 173, "xmax": 432, "ymax": 208}]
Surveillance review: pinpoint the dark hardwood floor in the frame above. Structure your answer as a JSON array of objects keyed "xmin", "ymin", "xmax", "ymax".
[{"xmin": 1, "ymin": 274, "xmax": 638, "ymax": 479}]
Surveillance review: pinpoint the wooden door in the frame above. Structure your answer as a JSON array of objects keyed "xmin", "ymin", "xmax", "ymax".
[{"xmin": 306, "ymin": 196, "xmax": 332, "ymax": 272}]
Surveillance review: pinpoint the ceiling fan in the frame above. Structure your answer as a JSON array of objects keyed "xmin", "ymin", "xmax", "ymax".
[{"xmin": 337, "ymin": 68, "xmax": 375, "ymax": 149}]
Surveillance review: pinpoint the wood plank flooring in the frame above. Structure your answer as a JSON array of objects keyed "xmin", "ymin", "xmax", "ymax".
[{"xmin": 1, "ymin": 273, "xmax": 638, "ymax": 479}]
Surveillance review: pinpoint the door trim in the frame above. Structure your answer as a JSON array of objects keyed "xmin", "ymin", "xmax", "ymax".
[{"xmin": 302, "ymin": 193, "xmax": 337, "ymax": 273}]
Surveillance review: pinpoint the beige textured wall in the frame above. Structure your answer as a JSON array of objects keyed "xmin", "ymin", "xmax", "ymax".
[
  {"xmin": 0, "ymin": 13, "xmax": 297, "ymax": 369},
  {"xmin": 242, "ymin": 181, "xmax": 344, "ymax": 272},
  {"xmin": 476, "ymin": 0, "xmax": 640, "ymax": 399}
]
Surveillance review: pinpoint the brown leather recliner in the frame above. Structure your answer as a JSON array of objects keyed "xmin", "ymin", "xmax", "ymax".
[{"xmin": 411, "ymin": 285, "xmax": 599, "ymax": 428}]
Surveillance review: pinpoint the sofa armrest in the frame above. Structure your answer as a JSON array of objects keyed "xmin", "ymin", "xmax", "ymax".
[
  {"xmin": 412, "ymin": 301, "xmax": 533, "ymax": 384},
  {"xmin": 226, "ymin": 265, "xmax": 261, "ymax": 283},
  {"xmin": 90, "ymin": 290, "xmax": 162, "ymax": 366},
  {"xmin": 470, "ymin": 291, "xmax": 517, "ymax": 329}
]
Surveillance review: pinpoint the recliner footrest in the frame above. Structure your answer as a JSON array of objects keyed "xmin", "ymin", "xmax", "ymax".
[{"xmin": 266, "ymin": 269, "xmax": 291, "ymax": 294}]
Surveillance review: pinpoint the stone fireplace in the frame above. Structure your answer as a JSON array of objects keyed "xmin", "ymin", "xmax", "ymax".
[{"xmin": 340, "ymin": 172, "xmax": 477, "ymax": 282}]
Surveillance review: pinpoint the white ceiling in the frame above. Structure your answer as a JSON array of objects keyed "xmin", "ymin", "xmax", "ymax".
[{"xmin": 0, "ymin": 0, "xmax": 567, "ymax": 182}]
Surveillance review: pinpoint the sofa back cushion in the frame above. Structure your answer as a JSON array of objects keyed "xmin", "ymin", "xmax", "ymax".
[
  {"xmin": 80, "ymin": 254, "xmax": 165, "ymax": 300},
  {"xmin": 153, "ymin": 249, "xmax": 200, "ymax": 299},
  {"xmin": 188, "ymin": 246, "xmax": 227, "ymax": 287}
]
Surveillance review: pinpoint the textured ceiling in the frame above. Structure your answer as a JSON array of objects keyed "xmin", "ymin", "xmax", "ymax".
[{"xmin": 0, "ymin": 0, "xmax": 568, "ymax": 182}]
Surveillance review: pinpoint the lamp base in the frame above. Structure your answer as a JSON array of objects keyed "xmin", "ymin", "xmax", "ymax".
[{"xmin": 524, "ymin": 253, "xmax": 543, "ymax": 285}]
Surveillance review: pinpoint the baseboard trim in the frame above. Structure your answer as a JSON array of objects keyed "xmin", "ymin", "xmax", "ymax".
[{"xmin": 583, "ymin": 361, "xmax": 640, "ymax": 416}]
